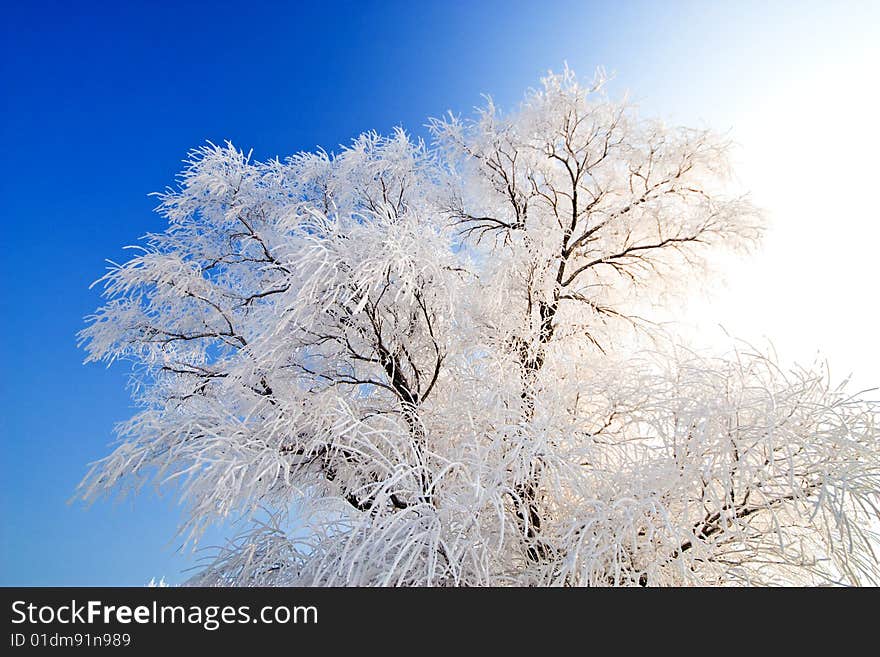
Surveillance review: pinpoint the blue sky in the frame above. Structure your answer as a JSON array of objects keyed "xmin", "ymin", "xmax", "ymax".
[{"xmin": 2, "ymin": 1, "xmax": 877, "ymax": 585}]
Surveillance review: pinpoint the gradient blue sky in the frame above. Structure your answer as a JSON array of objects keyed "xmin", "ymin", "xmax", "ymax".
[{"xmin": 2, "ymin": 1, "xmax": 877, "ymax": 585}]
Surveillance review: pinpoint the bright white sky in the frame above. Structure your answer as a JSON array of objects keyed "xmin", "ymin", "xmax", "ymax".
[{"xmin": 619, "ymin": 3, "xmax": 880, "ymax": 391}]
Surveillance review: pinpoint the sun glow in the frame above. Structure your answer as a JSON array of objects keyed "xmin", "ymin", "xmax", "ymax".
[{"xmin": 682, "ymin": 39, "xmax": 880, "ymax": 389}]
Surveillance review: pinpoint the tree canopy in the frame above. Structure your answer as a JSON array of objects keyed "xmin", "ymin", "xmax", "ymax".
[{"xmin": 80, "ymin": 69, "xmax": 880, "ymax": 586}]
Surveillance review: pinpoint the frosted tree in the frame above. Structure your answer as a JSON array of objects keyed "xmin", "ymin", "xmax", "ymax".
[{"xmin": 79, "ymin": 68, "xmax": 880, "ymax": 586}]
